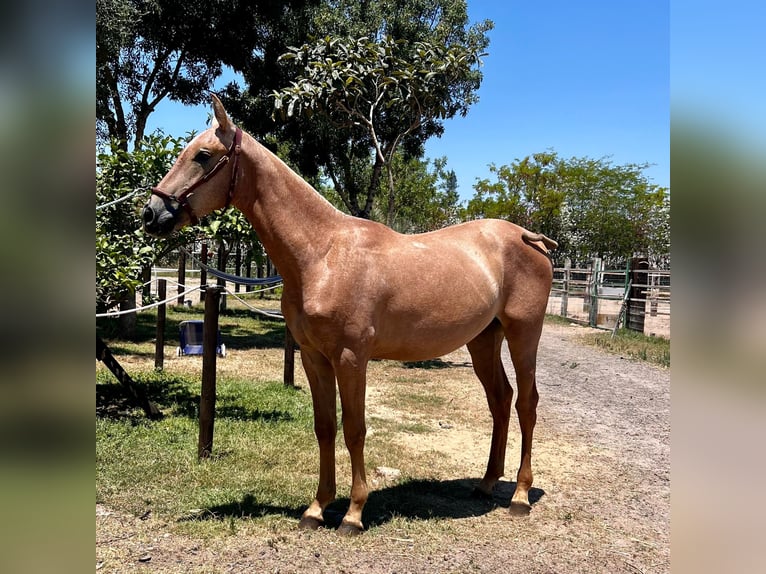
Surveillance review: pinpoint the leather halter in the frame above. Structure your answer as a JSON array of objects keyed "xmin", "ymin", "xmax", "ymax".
[{"xmin": 151, "ymin": 127, "xmax": 242, "ymax": 225}]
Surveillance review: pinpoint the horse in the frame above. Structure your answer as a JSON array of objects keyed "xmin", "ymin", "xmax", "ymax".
[{"xmin": 143, "ymin": 95, "xmax": 558, "ymax": 535}]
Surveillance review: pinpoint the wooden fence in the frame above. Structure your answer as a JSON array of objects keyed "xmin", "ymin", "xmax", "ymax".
[{"xmin": 547, "ymin": 257, "xmax": 670, "ymax": 338}]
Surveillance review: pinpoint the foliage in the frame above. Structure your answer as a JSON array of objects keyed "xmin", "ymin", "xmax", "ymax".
[
  {"xmin": 273, "ymin": 32, "xmax": 485, "ymax": 225},
  {"xmin": 200, "ymin": 207, "xmax": 260, "ymax": 251},
  {"xmin": 463, "ymin": 151, "xmax": 670, "ymax": 264},
  {"xmin": 97, "ymin": 0, "xmax": 320, "ymax": 150},
  {"xmin": 220, "ymin": 0, "xmax": 490, "ymax": 223},
  {"xmin": 96, "ymin": 132, "xmax": 194, "ymax": 313},
  {"xmin": 465, "ymin": 152, "xmax": 566, "ymax": 241},
  {"xmin": 383, "ymin": 155, "xmax": 461, "ymax": 233}
]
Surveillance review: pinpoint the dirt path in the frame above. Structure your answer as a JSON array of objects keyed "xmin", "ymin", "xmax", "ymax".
[{"xmin": 97, "ymin": 322, "xmax": 670, "ymax": 573}]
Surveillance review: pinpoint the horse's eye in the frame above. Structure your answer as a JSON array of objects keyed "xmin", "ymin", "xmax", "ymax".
[{"xmin": 193, "ymin": 150, "xmax": 212, "ymax": 164}]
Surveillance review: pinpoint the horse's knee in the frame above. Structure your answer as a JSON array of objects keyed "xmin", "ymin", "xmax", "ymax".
[
  {"xmin": 515, "ymin": 390, "xmax": 538, "ymax": 410},
  {"xmin": 343, "ymin": 421, "xmax": 366, "ymax": 450}
]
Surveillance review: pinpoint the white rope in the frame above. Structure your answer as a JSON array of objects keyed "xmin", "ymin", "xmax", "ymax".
[
  {"xmin": 98, "ymin": 273, "xmax": 283, "ymax": 319},
  {"xmin": 226, "ymin": 282, "xmax": 283, "ymax": 295},
  {"xmin": 96, "ymin": 187, "xmax": 145, "ymax": 210},
  {"xmin": 157, "ymin": 275, "xmax": 282, "ymax": 295},
  {"xmin": 96, "ymin": 285, "xmax": 201, "ymax": 318},
  {"xmin": 224, "ymin": 287, "xmax": 284, "ymax": 320}
]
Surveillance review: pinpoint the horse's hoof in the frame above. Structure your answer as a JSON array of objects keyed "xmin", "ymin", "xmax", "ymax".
[
  {"xmin": 508, "ymin": 501, "xmax": 532, "ymax": 516},
  {"xmin": 336, "ymin": 521, "xmax": 364, "ymax": 536},
  {"xmin": 298, "ymin": 515, "xmax": 324, "ymax": 530}
]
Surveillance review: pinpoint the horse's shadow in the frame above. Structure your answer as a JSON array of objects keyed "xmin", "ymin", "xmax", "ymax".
[{"xmin": 192, "ymin": 478, "xmax": 545, "ymax": 529}]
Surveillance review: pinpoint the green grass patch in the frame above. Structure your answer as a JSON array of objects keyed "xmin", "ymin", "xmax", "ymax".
[
  {"xmin": 579, "ymin": 328, "xmax": 670, "ymax": 367},
  {"xmin": 97, "ymin": 371, "xmax": 318, "ymax": 527}
]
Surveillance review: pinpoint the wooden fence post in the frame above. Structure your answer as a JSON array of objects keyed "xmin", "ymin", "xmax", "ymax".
[
  {"xmin": 245, "ymin": 247, "xmax": 253, "ymax": 293},
  {"xmin": 141, "ymin": 265, "xmax": 152, "ymax": 306},
  {"xmin": 588, "ymin": 257, "xmax": 602, "ymax": 327},
  {"xmin": 257, "ymin": 258, "xmax": 265, "ymax": 299},
  {"xmin": 155, "ymin": 279, "xmax": 166, "ymax": 370},
  {"xmin": 200, "ymin": 242, "xmax": 208, "ymax": 302},
  {"xmin": 561, "ymin": 258, "xmax": 570, "ymax": 318},
  {"xmin": 97, "ymin": 336, "xmax": 163, "ymax": 420},
  {"xmin": 198, "ymin": 285, "xmax": 223, "ymax": 459},
  {"xmin": 177, "ymin": 248, "xmax": 186, "ymax": 306},
  {"xmin": 234, "ymin": 244, "xmax": 242, "ymax": 293},
  {"xmin": 217, "ymin": 243, "xmax": 227, "ymax": 311}
]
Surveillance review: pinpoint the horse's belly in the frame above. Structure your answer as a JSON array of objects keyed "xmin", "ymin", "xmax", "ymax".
[{"xmin": 370, "ymin": 309, "xmax": 495, "ymax": 361}]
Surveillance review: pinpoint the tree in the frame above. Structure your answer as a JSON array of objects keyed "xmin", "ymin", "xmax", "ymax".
[
  {"xmin": 97, "ymin": 0, "xmax": 319, "ymax": 150},
  {"xmin": 273, "ymin": 32, "xmax": 487, "ymax": 224},
  {"xmin": 199, "ymin": 205, "xmax": 263, "ymax": 280},
  {"xmin": 97, "ymin": 132, "xmax": 195, "ymax": 333},
  {"xmin": 463, "ymin": 152, "xmax": 670, "ymax": 264},
  {"xmin": 562, "ymin": 157, "xmax": 669, "ymax": 265},
  {"xmin": 385, "ymin": 155, "xmax": 461, "ymax": 232},
  {"xmin": 236, "ymin": 0, "xmax": 490, "ymax": 222},
  {"xmin": 97, "ymin": 0, "xmax": 318, "ymax": 335},
  {"xmin": 464, "ymin": 152, "xmax": 567, "ymax": 244}
]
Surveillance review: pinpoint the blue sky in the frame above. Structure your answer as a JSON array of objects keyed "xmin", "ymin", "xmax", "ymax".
[{"xmin": 147, "ymin": 1, "xmax": 669, "ymax": 202}]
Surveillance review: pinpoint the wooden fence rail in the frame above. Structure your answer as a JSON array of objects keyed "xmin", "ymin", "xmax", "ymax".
[{"xmin": 547, "ymin": 258, "xmax": 670, "ymax": 338}]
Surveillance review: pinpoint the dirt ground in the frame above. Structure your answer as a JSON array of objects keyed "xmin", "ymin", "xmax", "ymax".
[{"xmin": 96, "ymin": 321, "xmax": 670, "ymax": 573}]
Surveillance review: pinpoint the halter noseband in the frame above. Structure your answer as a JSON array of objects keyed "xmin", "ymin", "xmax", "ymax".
[{"xmin": 151, "ymin": 127, "xmax": 242, "ymax": 225}]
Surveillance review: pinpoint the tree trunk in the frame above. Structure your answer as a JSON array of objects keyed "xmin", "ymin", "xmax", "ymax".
[{"xmin": 365, "ymin": 155, "xmax": 384, "ymax": 221}]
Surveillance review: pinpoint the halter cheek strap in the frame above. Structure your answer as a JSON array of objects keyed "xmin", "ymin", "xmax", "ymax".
[{"xmin": 151, "ymin": 127, "xmax": 242, "ymax": 225}]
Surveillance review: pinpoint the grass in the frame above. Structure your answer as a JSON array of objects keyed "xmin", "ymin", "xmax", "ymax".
[
  {"xmin": 544, "ymin": 313, "xmax": 576, "ymax": 327},
  {"xmin": 544, "ymin": 314, "xmax": 670, "ymax": 368},
  {"xmin": 578, "ymin": 327, "xmax": 670, "ymax": 367},
  {"xmin": 96, "ymin": 373, "xmax": 318, "ymax": 530}
]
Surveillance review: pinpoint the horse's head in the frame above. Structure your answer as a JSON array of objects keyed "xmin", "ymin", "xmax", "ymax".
[{"xmin": 142, "ymin": 95, "xmax": 242, "ymax": 237}]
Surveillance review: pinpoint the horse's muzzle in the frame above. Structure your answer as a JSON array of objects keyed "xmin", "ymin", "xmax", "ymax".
[{"xmin": 142, "ymin": 202, "xmax": 176, "ymax": 237}]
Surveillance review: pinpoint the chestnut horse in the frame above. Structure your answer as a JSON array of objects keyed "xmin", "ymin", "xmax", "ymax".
[{"xmin": 143, "ymin": 95, "xmax": 557, "ymax": 535}]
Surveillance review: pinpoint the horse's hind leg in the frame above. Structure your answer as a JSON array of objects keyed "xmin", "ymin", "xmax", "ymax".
[
  {"xmin": 467, "ymin": 320, "xmax": 513, "ymax": 497},
  {"xmin": 503, "ymin": 315, "xmax": 544, "ymax": 515}
]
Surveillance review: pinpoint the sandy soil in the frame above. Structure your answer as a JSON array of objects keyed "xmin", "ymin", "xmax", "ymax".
[{"xmin": 97, "ymin": 321, "xmax": 670, "ymax": 573}]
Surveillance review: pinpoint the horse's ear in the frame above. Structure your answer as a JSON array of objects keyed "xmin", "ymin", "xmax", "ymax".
[{"xmin": 211, "ymin": 94, "xmax": 231, "ymax": 132}]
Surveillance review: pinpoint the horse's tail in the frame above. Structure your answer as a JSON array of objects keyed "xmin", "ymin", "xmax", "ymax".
[{"xmin": 521, "ymin": 230, "xmax": 559, "ymax": 251}]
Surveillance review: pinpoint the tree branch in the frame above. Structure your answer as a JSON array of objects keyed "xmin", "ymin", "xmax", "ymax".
[
  {"xmin": 149, "ymin": 49, "xmax": 186, "ymax": 110},
  {"xmin": 104, "ymin": 64, "xmax": 128, "ymax": 150},
  {"xmin": 325, "ymin": 160, "xmax": 354, "ymax": 215}
]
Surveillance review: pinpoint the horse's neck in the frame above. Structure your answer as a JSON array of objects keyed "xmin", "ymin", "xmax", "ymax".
[{"xmin": 235, "ymin": 136, "xmax": 345, "ymax": 282}]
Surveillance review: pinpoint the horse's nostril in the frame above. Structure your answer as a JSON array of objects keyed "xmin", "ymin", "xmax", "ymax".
[{"xmin": 142, "ymin": 206, "xmax": 155, "ymax": 225}]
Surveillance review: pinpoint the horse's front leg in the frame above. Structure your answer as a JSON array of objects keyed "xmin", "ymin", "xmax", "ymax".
[
  {"xmin": 298, "ymin": 347, "xmax": 338, "ymax": 530},
  {"xmin": 334, "ymin": 348, "xmax": 369, "ymax": 535}
]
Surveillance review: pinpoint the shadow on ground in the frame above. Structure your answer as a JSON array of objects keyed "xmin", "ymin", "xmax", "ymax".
[
  {"xmin": 190, "ymin": 478, "xmax": 545, "ymax": 530},
  {"xmin": 401, "ymin": 358, "xmax": 473, "ymax": 370},
  {"xmin": 96, "ymin": 375, "xmax": 299, "ymax": 423}
]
